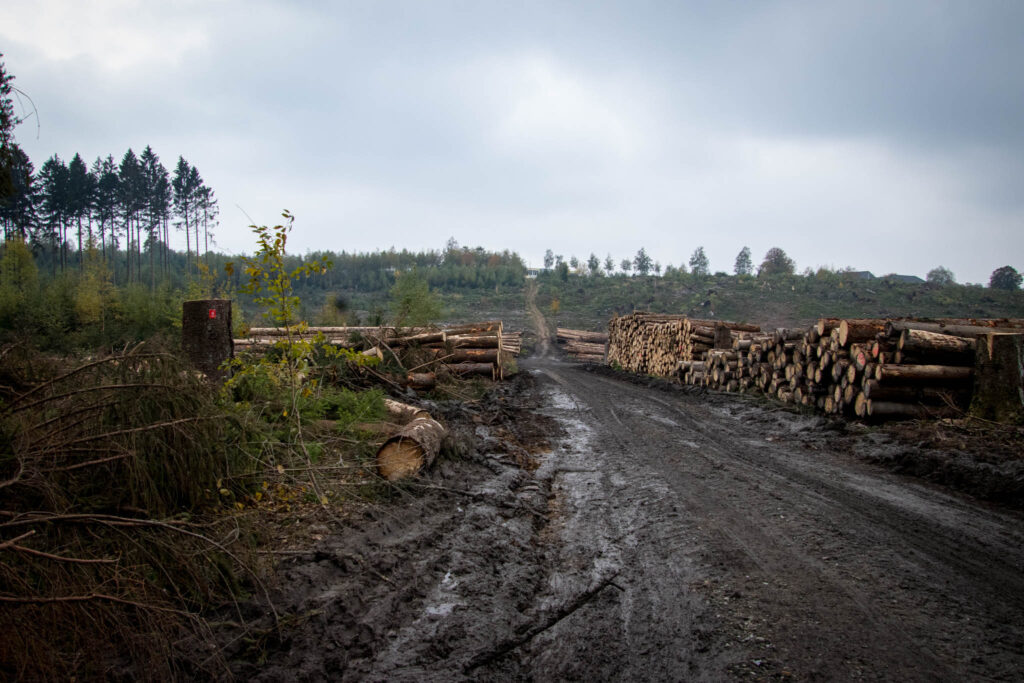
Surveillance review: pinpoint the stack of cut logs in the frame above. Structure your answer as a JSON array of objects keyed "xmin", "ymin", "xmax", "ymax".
[
  {"xmin": 607, "ymin": 313, "xmax": 759, "ymax": 376},
  {"xmin": 236, "ymin": 321, "xmax": 517, "ymax": 382},
  {"xmin": 676, "ymin": 317, "xmax": 1024, "ymax": 420},
  {"xmin": 556, "ymin": 328, "xmax": 608, "ymax": 362}
]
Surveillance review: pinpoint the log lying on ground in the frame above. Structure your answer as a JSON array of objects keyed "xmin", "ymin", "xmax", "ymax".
[
  {"xmin": 447, "ymin": 362, "xmax": 497, "ymax": 378},
  {"xmin": 383, "ymin": 397, "xmax": 430, "ymax": 423},
  {"xmin": 376, "ymin": 416, "xmax": 447, "ymax": 480},
  {"xmin": 557, "ymin": 328, "xmax": 609, "ymax": 344},
  {"xmin": 404, "ymin": 372, "xmax": 437, "ymax": 391}
]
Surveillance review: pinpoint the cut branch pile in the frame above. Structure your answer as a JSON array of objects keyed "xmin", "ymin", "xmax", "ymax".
[{"xmin": 556, "ymin": 328, "xmax": 608, "ymax": 363}]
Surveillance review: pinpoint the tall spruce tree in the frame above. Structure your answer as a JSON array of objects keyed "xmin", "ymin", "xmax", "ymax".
[
  {"xmin": 0, "ymin": 54, "xmax": 20, "ymax": 207},
  {"xmin": 139, "ymin": 146, "xmax": 170, "ymax": 285},
  {"xmin": 91, "ymin": 155, "xmax": 119, "ymax": 265},
  {"xmin": 0, "ymin": 146, "xmax": 36, "ymax": 239},
  {"xmin": 67, "ymin": 153, "xmax": 94, "ymax": 265},
  {"xmin": 38, "ymin": 155, "xmax": 69, "ymax": 272},
  {"xmin": 118, "ymin": 149, "xmax": 144, "ymax": 281},
  {"xmin": 172, "ymin": 156, "xmax": 202, "ymax": 273}
]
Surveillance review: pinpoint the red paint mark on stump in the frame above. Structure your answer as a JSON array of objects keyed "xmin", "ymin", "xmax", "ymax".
[{"xmin": 209, "ymin": 309, "xmax": 217, "ymax": 319}]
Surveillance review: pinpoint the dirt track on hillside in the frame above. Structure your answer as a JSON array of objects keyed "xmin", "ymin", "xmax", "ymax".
[{"xmin": 226, "ymin": 352, "xmax": 1024, "ymax": 681}]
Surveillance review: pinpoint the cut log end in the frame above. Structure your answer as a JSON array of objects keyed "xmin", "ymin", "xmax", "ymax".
[{"xmin": 377, "ymin": 438, "xmax": 429, "ymax": 481}]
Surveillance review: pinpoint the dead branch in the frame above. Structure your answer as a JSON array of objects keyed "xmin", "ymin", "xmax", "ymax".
[
  {"xmin": 0, "ymin": 458, "xmax": 23, "ymax": 490},
  {"xmin": 0, "ymin": 592, "xmax": 195, "ymax": 617},
  {"xmin": 8, "ymin": 544, "xmax": 118, "ymax": 564},
  {"xmin": 0, "ymin": 530, "xmax": 36, "ymax": 549},
  {"xmin": 8, "ymin": 383, "xmax": 181, "ymax": 415}
]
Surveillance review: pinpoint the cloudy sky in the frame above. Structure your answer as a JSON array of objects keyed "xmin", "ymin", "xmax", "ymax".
[{"xmin": 3, "ymin": 1, "xmax": 1022, "ymax": 282}]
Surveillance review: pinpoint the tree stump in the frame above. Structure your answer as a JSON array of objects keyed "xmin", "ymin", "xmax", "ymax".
[
  {"xmin": 970, "ymin": 333, "xmax": 1024, "ymax": 424},
  {"xmin": 182, "ymin": 299, "xmax": 233, "ymax": 380}
]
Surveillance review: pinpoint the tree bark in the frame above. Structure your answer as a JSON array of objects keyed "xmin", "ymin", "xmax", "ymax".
[{"xmin": 376, "ymin": 417, "xmax": 447, "ymax": 481}]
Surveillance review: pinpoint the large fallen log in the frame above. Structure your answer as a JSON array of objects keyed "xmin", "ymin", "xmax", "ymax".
[{"xmin": 376, "ymin": 416, "xmax": 447, "ymax": 481}]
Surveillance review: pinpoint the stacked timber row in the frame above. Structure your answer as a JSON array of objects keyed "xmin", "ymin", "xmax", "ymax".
[
  {"xmin": 556, "ymin": 328, "xmax": 608, "ymax": 363},
  {"xmin": 235, "ymin": 321, "xmax": 515, "ymax": 381},
  {"xmin": 678, "ymin": 317, "xmax": 1024, "ymax": 421},
  {"xmin": 606, "ymin": 312, "xmax": 760, "ymax": 376}
]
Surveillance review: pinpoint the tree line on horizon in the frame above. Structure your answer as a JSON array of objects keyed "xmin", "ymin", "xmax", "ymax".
[{"xmin": 540, "ymin": 245, "xmax": 1021, "ymax": 291}]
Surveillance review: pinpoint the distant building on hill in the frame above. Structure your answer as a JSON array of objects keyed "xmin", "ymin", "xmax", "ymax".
[
  {"xmin": 882, "ymin": 273, "xmax": 926, "ymax": 284},
  {"xmin": 844, "ymin": 270, "xmax": 925, "ymax": 284}
]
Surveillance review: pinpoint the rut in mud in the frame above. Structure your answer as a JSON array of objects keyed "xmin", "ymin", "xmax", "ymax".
[{"xmin": 228, "ymin": 352, "xmax": 1024, "ymax": 681}]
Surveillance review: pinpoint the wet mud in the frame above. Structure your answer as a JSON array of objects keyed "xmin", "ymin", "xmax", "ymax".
[{"xmin": 228, "ymin": 358, "xmax": 1024, "ymax": 681}]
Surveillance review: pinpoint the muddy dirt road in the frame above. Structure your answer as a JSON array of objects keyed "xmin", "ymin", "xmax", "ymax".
[{"xmin": 234, "ymin": 353, "xmax": 1024, "ymax": 681}]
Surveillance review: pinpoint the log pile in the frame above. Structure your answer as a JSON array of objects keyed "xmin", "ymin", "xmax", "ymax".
[
  {"xmin": 606, "ymin": 313, "xmax": 759, "ymax": 376},
  {"xmin": 677, "ymin": 317, "xmax": 1024, "ymax": 421},
  {"xmin": 556, "ymin": 328, "xmax": 608, "ymax": 363},
  {"xmin": 234, "ymin": 321, "xmax": 516, "ymax": 382}
]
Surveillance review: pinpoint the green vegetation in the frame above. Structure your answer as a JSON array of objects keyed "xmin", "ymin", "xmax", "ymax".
[{"xmin": 534, "ymin": 268, "xmax": 1024, "ymax": 331}]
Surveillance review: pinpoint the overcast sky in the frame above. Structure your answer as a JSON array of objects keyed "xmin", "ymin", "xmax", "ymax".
[{"xmin": 3, "ymin": 1, "xmax": 1022, "ymax": 283}]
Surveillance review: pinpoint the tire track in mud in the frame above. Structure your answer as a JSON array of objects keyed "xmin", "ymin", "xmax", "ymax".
[{"xmin": 530, "ymin": 360, "xmax": 1024, "ymax": 680}]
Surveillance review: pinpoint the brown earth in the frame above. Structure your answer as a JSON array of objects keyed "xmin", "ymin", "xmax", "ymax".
[{"xmin": 219, "ymin": 349, "xmax": 1024, "ymax": 681}]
